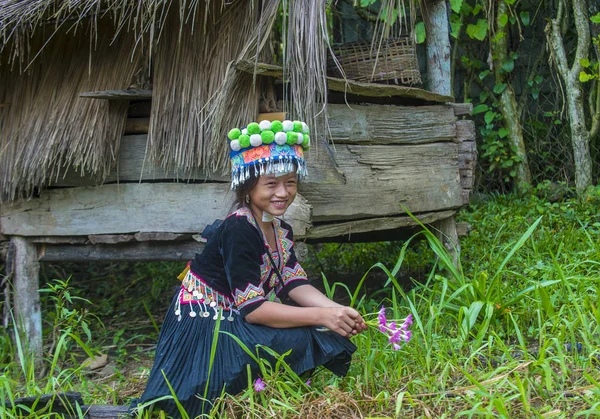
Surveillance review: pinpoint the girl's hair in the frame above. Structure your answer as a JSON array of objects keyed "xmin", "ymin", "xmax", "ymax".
[{"xmin": 231, "ymin": 173, "xmax": 260, "ymax": 211}]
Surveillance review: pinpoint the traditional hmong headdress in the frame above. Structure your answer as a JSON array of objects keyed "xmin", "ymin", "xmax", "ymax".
[{"xmin": 228, "ymin": 120, "xmax": 310, "ymax": 189}]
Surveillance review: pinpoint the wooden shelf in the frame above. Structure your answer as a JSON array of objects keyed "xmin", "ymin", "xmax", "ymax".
[
  {"xmin": 79, "ymin": 89, "xmax": 152, "ymax": 100},
  {"xmin": 235, "ymin": 60, "xmax": 455, "ymax": 103}
]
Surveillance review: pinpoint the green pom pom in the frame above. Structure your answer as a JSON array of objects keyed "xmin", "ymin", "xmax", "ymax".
[
  {"xmin": 239, "ymin": 134, "xmax": 251, "ymax": 148},
  {"xmin": 271, "ymin": 121, "xmax": 283, "ymax": 133},
  {"xmin": 286, "ymin": 131, "xmax": 298, "ymax": 145},
  {"xmin": 228, "ymin": 128, "xmax": 241, "ymax": 140},
  {"xmin": 247, "ymin": 122, "xmax": 260, "ymax": 135},
  {"xmin": 261, "ymin": 130, "xmax": 275, "ymax": 144},
  {"xmin": 302, "ymin": 134, "xmax": 310, "ymax": 148},
  {"xmin": 293, "ymin": 121, "xmax": 303, "ymax": 132}
]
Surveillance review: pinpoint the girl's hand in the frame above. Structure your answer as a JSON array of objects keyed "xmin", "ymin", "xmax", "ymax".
[{"xmin": 321, "ymin": 307, "xmax": 367, "ymax": 337}]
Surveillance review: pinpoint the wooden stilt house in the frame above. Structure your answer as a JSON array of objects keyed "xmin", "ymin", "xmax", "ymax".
[{"xmin": 0, "ymin": 0, "xmax": 475, "ymax": 357}]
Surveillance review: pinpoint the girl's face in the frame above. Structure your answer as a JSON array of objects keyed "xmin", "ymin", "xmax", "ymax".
[{"xmin": 248, "ymin": 172, "xmax": 298, "ymax": 217}]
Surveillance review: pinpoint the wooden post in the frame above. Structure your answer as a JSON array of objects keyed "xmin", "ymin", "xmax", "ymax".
[
  {"xmin": 423, "ymin": 0, "xmax": 452, "ymax": 97},
  {"xmin": 423, "ymin": 0, "xmax": 461, "ymax": 262},
  {"xmin": 11, "ymin": 237, "xmax": 43, "ymax": 360}
]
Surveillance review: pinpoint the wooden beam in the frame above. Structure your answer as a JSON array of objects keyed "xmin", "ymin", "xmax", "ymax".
[
  {"xmin": 79, "ymin": 89, "xmax": 152, "ymax": 100},
  {"xmin": 1, "ymin": 185, "xmax": 312, "ymax": 238},
  {"xmin": 327, "ymin": 77, "xmax": 454, "ymax": 103},
  {"xmin": 124, "ymin": 117, "xmax": 149, "ymax": 134},
  {"xmin": 1, "ymin": 183, "xmax": 233, "ymax": 236},
  {"xmin": 235, "ymin": 60, "xmax": 454, "ymax": 103},
  {"xmin": 452, "ymin": 103, "xmax": 473, "ymax": 116},
  {"xmin": 302, "ymin": 142, "xmax": 463, "ymax": 222},
  {"xmin": 11, "ymin": 237, "xmax": 42, "ymax": 359},
  {"xmin": 327, "ymin": 104, "xmax": 456, "ymax": 145},
  {"xmin": 306, "ymin": 210, "xmax": 456, "ymax": 240},
  {"xmin": 51, "ymin": 135, "xmax": 230, "ymax": 187},
  {"xmin": 39, "ymin": 241, "xmax": 204, "ymax": 261}
]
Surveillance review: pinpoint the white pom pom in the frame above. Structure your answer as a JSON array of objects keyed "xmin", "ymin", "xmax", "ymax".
[
  {"xmin": 259, "ymin": 120, "xmax": 272, "ymax": 131},
  {"xmin": 275, "ymin": 132, "xmax": 287, "ymax": 145},
  {"xmin": 282, "ymin": 120, "xmax": 294, "ymax": 132},
  {"xmin": 250, "ymin": 134, "xmax": 262, "ymax": 147},
  {"xmin": 297, "ymin": 134, "xmax": 304, "ymax": 144},
  {"xmin": 241, "ymin": 128, "xmax": 248, "ymax": 135},
  {"xmin": 301, "ymin": 122, "xmax": 309, "ymax": 134},
  {"xmin": 230, "ymin": 139, "xmax": 241, "ymax": 151}
]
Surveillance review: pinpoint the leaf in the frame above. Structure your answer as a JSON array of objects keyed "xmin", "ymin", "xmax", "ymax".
[
  {"xmin": 467, "ymin": 19, "xmax": 488, "ymax": 41},
  {"xmin": 498, "ymin": 128, "xmax": 509, "ymax": 138},
  {"xmin": 499, "ymin": 13, "xmax": 509, "ymax": 27},
  {"xmin": 473, "ymin": 104, "xmax": 489, "ymax": 114},
  {"xmin": 450, "ymin": 0, "xmax": 463, "ymax": 13},
  {"xmin": 534, "ymin": 75, "xmax": 544, "ymax": 84},
  {"xmin": 360, "ymin": 0, "xmax": 375, "ymax": 7},
  {"xmin": 484, "ymin": 111, "xmax": 497, "ymax": 125},
  {"xmin": 504, "ymin": 0, "xmax": 516, "ymax": 4},
  {"xmin": 479, "ymin": 69, "xmax": 490, "ymax": 80},
  {"xmin": 520, "ymin": 11, "xmax": 530, "ymax": 26},
  {"xmin": 509, "ymin": 15, "xmax": 517, "ymax": 24},
  {"xmin": 450, "ymin": 14, "xmax": 462, "ymax": 39},
  {"xmin": 493, "ymin": 82, "xmax": 507, "ymax": 94},
  {"xmin": 479, "ymin": 91, "xmax": 489, "ymax": 102},
  {"xmin": 580, "ymin": 71, "xmax": 595, "ymax": 82},
  {"xmin": 415, "ymin": 22, "xmax": 426, "ymax": 44},
  {"xmin": 580, "ymin": 58, "xmax": 591, "ymax": 68},
  {"xmin": 591, "ymin": 12, "xmax": 600, "ymax": 24},
  {"xmin": 502, "ymin": 59, "xmax": 515, "ymax": 73}
]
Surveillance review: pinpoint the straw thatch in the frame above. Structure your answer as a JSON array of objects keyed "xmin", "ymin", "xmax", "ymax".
[
  {"xmin": 0, "ymin": 21, "xmax": 142, "ymax": 201},
  {"xmin": 147, "ymin": 0, "xmax": 261, "ymax": 174},
  {"xmin": 0, "ymin": 0, "xmax": 337, "ymax": 197}
]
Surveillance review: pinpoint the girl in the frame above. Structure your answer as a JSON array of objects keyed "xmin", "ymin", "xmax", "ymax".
[{"xmin": 134, "ymin": 120, "xmax": 366, "ymax": 418}]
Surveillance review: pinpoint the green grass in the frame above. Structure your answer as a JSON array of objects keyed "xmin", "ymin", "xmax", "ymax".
[{"xmin": 1, "ymin": 192, "xmax": 599, "ymax": 418}]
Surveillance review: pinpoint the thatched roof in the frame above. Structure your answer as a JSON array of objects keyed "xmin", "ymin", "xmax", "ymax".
[{"xmin": 0, "ymin": 0, "xmax": 332, "ymax": 201}]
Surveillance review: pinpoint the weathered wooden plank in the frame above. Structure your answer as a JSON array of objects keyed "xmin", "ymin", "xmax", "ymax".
[
  {"xmin": 88, "ymin": 235, "xmax": 134, "ymax": 245},
  {"xmin": 8, "ymin": 392, "xmax": 84, "ymax": 416},
  {"xmin": 133, "ymin": 232, "xmax": 191, "ymax": 241},
  {"xmin": 452, "ymin": 103, "xmax": 473, "ymax": 116},
  {"xmin": 327, "ymin": 77, "xmax": 454, "ymax": 102},
  {"xmin": 306, "ymin": 210, "xmax": 456, "ymax": 239},
  {"xmin": 1, "ymin": 185, "xmax": 312, "ymax": 238},
  {"xmin": 235, "ymin": 60, "xmax": 454, "ymax": 103},
  {"xmin": 84, "ymin": 405, "xmax": 130, "ymax": 419},
  {"xmin": 124, "ymin": 117, "xmax": 149, "ymax": 134},
  {"xmin": 52, "ymin": 135, "xmax": 230, "ymax": 187},
  {"xmin": 80, "ymin": 89, "xmax": 152, "ymax": 100},
  {"xmin": 301, "ymin": 142, "xmax": 463, "ymax": 221},
  {"xmin": 456, "ymin": 120, "xmax": 476, "ymax": 141},
  {"xmin": 327, "ymin": 104, "xmax": 456, "ymax": 145},
  {"xmin": 1, "ymin": 184, "xmax": 233, "ymax": 236},
  {"xmin": 31, "ymin": 236, "xmax": 88, "ymax": 244},
  {"xmin": 39, "ymin": 241, "xmax": 204, "ymax": 261}
]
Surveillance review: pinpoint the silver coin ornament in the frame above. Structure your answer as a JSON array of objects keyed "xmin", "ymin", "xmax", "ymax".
[{"xmin": 189, "ymin": 311, "xmax": 197, "ymax": 318}]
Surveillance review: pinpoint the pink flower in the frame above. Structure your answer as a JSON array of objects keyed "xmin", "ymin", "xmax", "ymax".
[
  {"xmin": 305, "ymin": 379, "xmax": 312, "ymax": 387},
  {"xmin": 375, "ymin": 307, "xmax": 413, "ymax": 350},
  {"xmin": 253, "ymin": 377, "xmax": 266, "ymax": 392},
  {"xmin": 378, "ymin": 306, "xmax": 387, "ymax": 327}
]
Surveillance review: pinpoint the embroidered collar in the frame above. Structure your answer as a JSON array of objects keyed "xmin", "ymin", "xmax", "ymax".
[{"xmin": 231, "ymin": 207, "xmax": 293, "ymax": 267}]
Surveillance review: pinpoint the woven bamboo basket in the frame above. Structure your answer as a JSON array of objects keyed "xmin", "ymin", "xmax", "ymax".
[{"xmin": 328, "ymin": 37, "xmax": 422, "ymax": 85}]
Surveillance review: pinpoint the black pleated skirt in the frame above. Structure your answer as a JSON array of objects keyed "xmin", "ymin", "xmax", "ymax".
[{"xmin": 132, "ymin": 294, "xmax": 356, "ymax": 418}]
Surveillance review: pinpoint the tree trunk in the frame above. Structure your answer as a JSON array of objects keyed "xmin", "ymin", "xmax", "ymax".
[
  {"xmin": 491, "ymin": 0, "xmax": 532, "ymax": 190},
  {"xmin": 546, "ymin": 0, "xmax": 593, "ymax": 195},
  {"xmin": 423, "ymin": 0, "xmax": 452, "ymax": 96}
]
